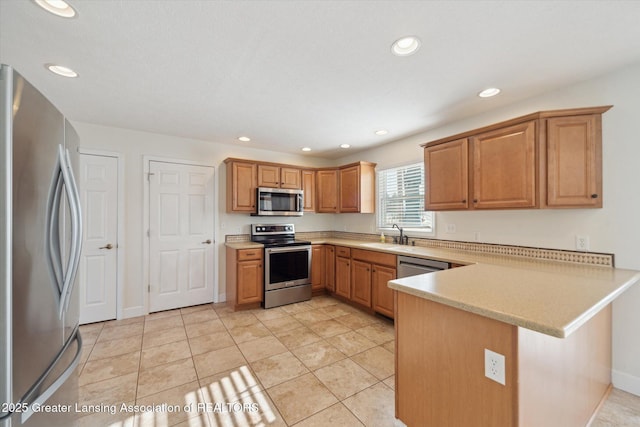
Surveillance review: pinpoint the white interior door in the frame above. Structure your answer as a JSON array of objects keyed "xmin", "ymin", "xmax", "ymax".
[
  {"xmin": 78, "ymin": 154, "xmax": 118, "ymax": 324},
  {"xmin": 149, "ymin": 161, "xmax": 215, "ymax": 312}
]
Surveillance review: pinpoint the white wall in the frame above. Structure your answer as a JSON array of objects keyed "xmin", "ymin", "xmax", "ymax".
[
  {"xmin": 70, "ymin": 122, "xmax": 336, "ymax": 317},
  {"xmin": 335, "ymin": 60, "xmax": 640, "ymax": 395}
]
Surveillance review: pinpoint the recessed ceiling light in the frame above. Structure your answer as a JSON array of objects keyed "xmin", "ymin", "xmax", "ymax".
[
  {"xmin": 478, "ymin": 87, "xmax": 501, "ymax": 98},
  {"xmin": 237, "ymin": 136, "xmax": 251, "ymax": 142},
  {"xmin": 374, "ymin": 130, "xmax": 388, "ymax": 136},
  {"xmin": 46, "ymin": 64, "xmax": 78, "ymax": 78},
  {"xmin": 391, "ymin": 36, "xmax": 421, "ymax": 56},
  {"xmin": 301, "ymin": 147, "xmax": 312, "ymax": 152},
  {"xmin": 340, "ymin": 144, "xmax": 351, "ymax": 149},
  {"xmin": 34, "ymin": 0, "xmax": 77, "ymax": 18}
]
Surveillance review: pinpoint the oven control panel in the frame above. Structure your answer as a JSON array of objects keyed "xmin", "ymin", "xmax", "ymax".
[{"xmin": 252, "ymin": 224, "xmax": 295, "ymax": 236}]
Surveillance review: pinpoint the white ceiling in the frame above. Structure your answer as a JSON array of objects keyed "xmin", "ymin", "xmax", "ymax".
[{"xmin": 2, "ymin": 1, "xmax": 640, "ymax": 159}]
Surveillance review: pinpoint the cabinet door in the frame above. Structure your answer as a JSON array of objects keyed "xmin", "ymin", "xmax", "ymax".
[
  {"xmin": 335, "ymin": 256, "xmax": 351, "ymax": 298},
  {"xmin": 472, "ymin": 121, "xmax": 536, "ymax": 209},
  {"xmin": 237, "ymin": 259, "xmax": 263, "ymax": 304},
  {"xmin": 280, "ymin": 167, "xmax": 302, "ymax": 189},
  {"xmin": 351, "ymin": 259, "xmax": 372, "ymax": 308},
  {"xmin": 258, "ymin": 164, "xmax": 280, "ymax": 188},
  {"xmin": 228, "ymin": 161, "xmax": 257, "ymax": 212},
  {"xmin": 372, "ymin": 264, "xmax": 396, "ymax": 318},
  {"xmin": 325, "ymin": 245, "xmax": 335, "ymax": 292},
  {"xmin": 311, "ymin": 245, "xmax": 326, "ymax": 291},
  {"xmin": 302, "ymin": 170, "xmax": 316, "ymax": 212},
  {"xmin": 339, "ymin": 165, "xmax": 360, "ymax": 213},
  {"xmin": 546, "ymin": 115, "xmax": 602, "ymax": 207},
  {"xmin": 317, "ymin": 169, "xmax": 339, "ymax": 213},
  {"xmin": 425, "ymin": 139, "xmax": 469, "ymax": 210}
]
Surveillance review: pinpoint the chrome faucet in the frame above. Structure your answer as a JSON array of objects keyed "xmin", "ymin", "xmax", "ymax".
[{"xmin": 392, "ymin": 224, "xmax": 407, "ymax": 245}]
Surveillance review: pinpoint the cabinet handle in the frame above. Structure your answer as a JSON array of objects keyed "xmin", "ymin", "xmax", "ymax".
[
  {"xmin": 473, "ymin": 199, "xmax": 478, "ymax": 203},
  {"xmin": 591, "ymin": 194, "xmax": 598, "ymax": 199},
  {"xmin": 462, "ymin": 199, "xmax": 466, "ymax": 203}
]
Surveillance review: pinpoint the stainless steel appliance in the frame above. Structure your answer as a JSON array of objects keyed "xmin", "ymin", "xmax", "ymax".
[
  {"xmin": 251, "ymin": 224, "xmax": 311, "ymax": 308},
  {"xmin": 254, "ymin": 187, "xmax": 304, "ymax": 216},
  {"xmin": 1, "ymin": 65, "xmax": 83, "ymax": 427},
  {"xmin": 397, "ymin": 255, "xmax": 449, "ymax": 278}
]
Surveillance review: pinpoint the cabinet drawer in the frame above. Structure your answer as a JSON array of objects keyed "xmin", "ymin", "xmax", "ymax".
[
  {"xmin": 351, "ymin": 249, "xmax": 396, "ymax": 267},
  {"xmin": 238, "ymin": 248, "xmax": 263, "ymax": 261},
  {"xmin": 336, "ymin": 246, "xmax": 351, "ymax": 258}
]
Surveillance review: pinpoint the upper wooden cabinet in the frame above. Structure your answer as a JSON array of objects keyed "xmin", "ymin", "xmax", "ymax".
[
  {"xmin": 472, "ymin": 121, "xmax": 536, "ymax": 209},
  {"xmin": 423, "ymin": 106, "xmax": 611, "ymax": 211},
  {"xmin": 339, "ymin": 162, "xmax": 376, "ymax": 213},
  {"xmin": 224, "ymin": 158, "xmax": 376, "ymax": 214},
  {"xmin": 302, "ymin": 169, "xmax": 316, "ymax": 212},
  {"xmin": 425, "ymin": 138, "xmax": 469, "ymax": 210},
  {"xmin": 546, "ymin": 114, "xmax": 602, "ymax": 208},
  {"xmin": 258, "ymin": 164, "xmax": 301, "ymax": 189},
  {"xmin": 316, "ymin": 169, "xmax": 339, "ymax": 213},
  {"xmin": 225, "ymin": 159, "xmax": 257, "ymax": 213}
]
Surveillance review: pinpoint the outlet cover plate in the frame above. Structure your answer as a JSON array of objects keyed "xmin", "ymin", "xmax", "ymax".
[{"xmin": 484, "ymin": 348, "xmax": 506, "ymax": 385}]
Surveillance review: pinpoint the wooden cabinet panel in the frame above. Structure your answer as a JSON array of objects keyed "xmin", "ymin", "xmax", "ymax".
[
  {"xmin": 258, "ymin": 164, "xmax": 301, "ymax": 189},
  {"xmin": 335, "ymin": 256, "xmax": 351, "ymax": 299},
  {"xmin": 317, "ymin": 169, "xmax": 339, "ymax": 212},
  {"xmin": 311, "ymin": 245, "xmax": 325, "ymax": 292},
  {"xmin": 546, "ymin": 114, "xmax": 602, "ymax": 207},
  {"xmin": 280, "ymin": 167, "xmax": 301, "ymax": 189},
  {"xmin": 425, "ymin": 138, "xmax": 469, "ymax": 210},
  {"xmin": 237, "ymin": 248, "xmax": 261, "ymax": 261},
  {"xmin": 226, "ymin": 161, "xmax": 257, "ymax": 212},
  {"xmin": 237, "ymin": 259, "xmax": 263, "ymax": 304},
  {"xmin": 372, "ymin": 264, "xmax": 396, "ymax": 318},
  {"xmin": 335, "ymin": 246, "xmax": 351, "ymax": 258},
  {"xmin": 472, "ymin": 121, "xmax": 536, "ymax": 209},
  {"xmin": 351, "ymin": 259, "xmax": 372, "ymax": 308},
  {"xmin": 351, "ymin": 248, "xmax": 396, "ymax": 267},
  {"xmin": 325, "ymin": 245, "xmax": 335, "ymax": 292},
  {"xmin": 302, "ymin": 170, "xmax": 316, "ymax": 212},
  {"xmin": 339, "ymin": 162, "xmax": 375, "ymax": 213}
]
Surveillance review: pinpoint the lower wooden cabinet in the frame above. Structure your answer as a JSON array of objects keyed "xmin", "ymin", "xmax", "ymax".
[
  {"xmin": 351, "ymin": 259, "xmax": 372, "ymax": 307},
  {"xmin": 226, "ymin": 247, "xmax": 263, "ymax": 310},
  {"xmin": 311, "ymin": 245, "xmax": 326, "ymax": 293},
  {"xmin": 335, "ymin": 254, "xmax": 351, "ymax": 299},
  {"xmin": 325, "ymin": 245, "xmax": 335, "ymax": 292},
  {"xmin": 372, "ymin": 264, "xmax": 396, "ymax": 318}
]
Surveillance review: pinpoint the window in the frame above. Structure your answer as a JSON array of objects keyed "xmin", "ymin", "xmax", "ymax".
[{"xmin": 377, "ymin": 162, "xmax": 434, "ymax": 233}]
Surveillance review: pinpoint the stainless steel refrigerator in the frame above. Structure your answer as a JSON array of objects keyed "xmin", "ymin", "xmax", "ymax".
[{"xmin": 1, "ymin": 64, "xmax": 83, "ymax": 426}]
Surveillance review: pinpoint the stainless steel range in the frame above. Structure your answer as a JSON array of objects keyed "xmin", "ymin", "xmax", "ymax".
[{"xmin": 251, "ymin": 224, "xmax": 312, "ymax": 308}]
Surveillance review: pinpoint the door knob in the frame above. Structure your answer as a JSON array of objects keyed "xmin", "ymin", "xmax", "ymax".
[
  {"xmin": 202, "ymin": 239, "xmax": 212, "ymax": 244},
  {"xmin": 99, "ymin": 243, "xmax": 113, "ymax": 250}
]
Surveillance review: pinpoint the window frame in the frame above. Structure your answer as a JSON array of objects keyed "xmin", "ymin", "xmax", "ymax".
[{"xmin": 376, "ymin": 161, "xmax": 435, "ymax": 238}]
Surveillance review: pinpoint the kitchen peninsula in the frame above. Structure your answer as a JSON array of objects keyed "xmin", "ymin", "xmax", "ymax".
[{"xmin": 387, "ymin": 250, "xmax": 640, "ymax": 427}]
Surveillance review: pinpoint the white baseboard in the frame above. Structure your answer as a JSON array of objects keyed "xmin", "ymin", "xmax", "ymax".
[
  {"xmin": 121, "ymin": 306, "xmax": 146, "ymax": 320},
  {"xmin": 612, "ymin": 369, "xmax": 640, "ymax": 397}
]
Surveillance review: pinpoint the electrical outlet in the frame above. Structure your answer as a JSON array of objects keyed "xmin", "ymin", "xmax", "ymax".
[
  {"xmin": 484, "ymin": 349, "xmax": 506, "ymax": 385},
  {"xmin": 575, "ymin": 235, "xmax": 590, "ymax": 251},
  {"xmin": 446, "ymin": 223, "xmax": 456, "ymax": 233}
]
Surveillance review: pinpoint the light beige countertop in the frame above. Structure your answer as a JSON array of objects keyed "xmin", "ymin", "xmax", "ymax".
[{"xmin": 226, "ymin": 238, "xmax": 640, "ymax": 337}]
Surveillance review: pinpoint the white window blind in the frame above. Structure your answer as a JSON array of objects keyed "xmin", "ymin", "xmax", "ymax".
[{"xmin": 377, "ymin": 162, "xmax": 434, "ymax": 231}]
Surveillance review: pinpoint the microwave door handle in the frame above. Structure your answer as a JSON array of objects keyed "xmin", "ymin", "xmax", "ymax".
[{"xmin": 298, "ymin": 192, "xmax": 303, "ymax": 211}]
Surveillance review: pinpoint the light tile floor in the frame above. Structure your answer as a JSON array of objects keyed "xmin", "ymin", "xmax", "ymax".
[{"xmin": 77, "ymin": 296, "xmax": 640, "ymax": 427}]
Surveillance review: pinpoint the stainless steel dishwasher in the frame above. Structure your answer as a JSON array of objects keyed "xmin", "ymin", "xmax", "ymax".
[{"xmin": 397, "ymin": 255, "xmax": 449, "ymax": 278}]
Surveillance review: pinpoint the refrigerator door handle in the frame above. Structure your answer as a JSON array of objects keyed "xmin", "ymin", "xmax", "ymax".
[
  {"xmin": 61, "ymin": 148, "xmax": 82, "ymax": 315},
  {"xmin": 57, "ymin": 146, "xmax": 81, "ymax": 319},
  {"xmin": 44, "ymin": 148, "xmax": 65, "ymax": 306},
  {"xmin": 19, "ymin": 330, "xmax": 83, "ymax": 424}
]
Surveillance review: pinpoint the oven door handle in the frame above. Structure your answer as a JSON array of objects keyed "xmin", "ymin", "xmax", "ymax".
[{"xmin": 265, "ymin": 245, "xmax": 311, "ymax": 254}]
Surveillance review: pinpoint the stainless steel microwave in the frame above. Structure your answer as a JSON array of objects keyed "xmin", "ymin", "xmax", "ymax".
[{"xmin": 254, "ymin": 187, "xmax": 304, "ymax": 216}]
